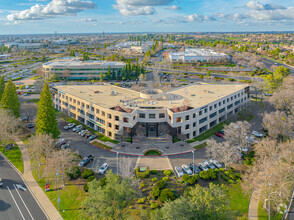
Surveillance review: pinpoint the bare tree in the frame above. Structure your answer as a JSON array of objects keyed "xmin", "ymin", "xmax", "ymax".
[
  {"xmin": 0, "ymin": 109, "xmax": 19, "ymax": 146},
  {"xmin": 20, "ymin": 103, "xmax": 37, "ymax": 122},
  {"xmin": 34, "ymin": 79, "xmax": 45, "ymax": 93},
  {"xmin": 119, "ymin": 156, "xmax": 135, "ymax": 179},
  {"xmin": 223, "ymin": 121, "xmax": 251, "ymax": 149}
]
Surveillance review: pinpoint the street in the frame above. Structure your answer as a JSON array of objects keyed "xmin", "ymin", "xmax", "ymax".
[{"xmin": 0, "ymin": 154, "xmax": 47, "ymax": 220}]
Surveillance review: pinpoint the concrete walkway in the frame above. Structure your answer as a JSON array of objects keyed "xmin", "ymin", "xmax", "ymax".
[
  {"xmin": 135, "ymin": 156, "xmax": 173, "ymax": 170},
  {"xmin": 248, "ymin": 186, "xmax": 262, "ymax": 220},
  {"xmin": 16, "ymin": 138, "xmax": 63, "ymax": 220}
]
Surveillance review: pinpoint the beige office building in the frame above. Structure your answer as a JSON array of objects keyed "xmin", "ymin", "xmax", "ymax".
[{"xmin": 52, "ymin": 83, "xmax": 249, "ymax": 140}]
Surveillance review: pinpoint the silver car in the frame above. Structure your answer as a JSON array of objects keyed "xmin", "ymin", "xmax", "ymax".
[
  {"xmin": 182, "ymin": 164, "xmax": 192, "ymax": 175},
  {"xmin": 175, "ymin": 166, "xmax": 184, "ymax": 177},
  {"xmin": 210, "ymin": 159, "xmax": 222, "ymax": 168}
]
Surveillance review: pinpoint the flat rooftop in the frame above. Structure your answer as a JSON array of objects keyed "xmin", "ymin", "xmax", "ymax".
[
  {"xmin": 55, "ymin": 83, "xmax": 248, "ymax": 110},
  {"xmin": 169, "ymin": 48, "xmax": 227, "ymax": 57}
]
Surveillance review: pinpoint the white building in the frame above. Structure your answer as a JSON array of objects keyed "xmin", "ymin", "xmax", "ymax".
[
  {"xmin": 0, "ymin": 54, "xmax": 11, "ymax": 60},
  {"xmin": 168, "ymin": 48, "xmax": 229, "ymax": 63}
]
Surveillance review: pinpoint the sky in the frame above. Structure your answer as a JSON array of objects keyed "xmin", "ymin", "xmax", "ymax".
[{"xmin": 0, "ymin": 0, "xmax": 293, "ymax": 34}]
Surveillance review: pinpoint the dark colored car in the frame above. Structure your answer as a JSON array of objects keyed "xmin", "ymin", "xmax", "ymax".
[
  {"xmin": 26, "ymin": 123, "xmax": 35, "ymax": 129},
  {"xmin": 189, "ymin": 163, "xmax": 201, "ymax": 174},
  {"xmin": 79, "ymin": 155, "xmax": 94, "ymax": 167},
  {"xmin": 89, "ymin": 135, "xmax": 98, "ymax": 141}
]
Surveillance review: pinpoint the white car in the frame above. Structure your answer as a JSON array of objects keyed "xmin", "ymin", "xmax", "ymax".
[
  {"xmin": 98, "ymin": 163, "xmax": 109, "ymax": 174},
  {"xmin": 246, "ymin": 136, "xmax": 257, "ymax": 144},
  {"xmin": 252, "ymin": 131, "xmax": 263, "ymax": 138},
  {"xmin": 23, "ymin": 93, "xmax": 28, "ymax": 96},
  {"xmin": 204, "ymin": 161, "xmax": 216, "ymax": 170},
  {"xmin": 64, "ymin": 123, "xmax": 75, "ymax": 130},
  {"xmin": 198, "ymin": 162, "xmax": 209, "ymax": 171},
  {"xmin": 210, "ymin": 159, "xmax": 222, "ymax": 168},
  {"xmin": 238, "ymin": 147, "xmax": 248, "ymax": 153},
  {"xmin": 175, "ymin": 166, "xmax": 184, "ymax": 177},
  {"xmin": 73, "ymin": 125, "xmax": 83, "ymax": 132},
  {"xmin": 181, "ymin": 164, "xmax": 192, "ymax": 175}
]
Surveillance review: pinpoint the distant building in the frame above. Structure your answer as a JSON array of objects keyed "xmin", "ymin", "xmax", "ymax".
[
  {"xmin": 4, "ymin": 43, "xmax": 43, "ymax": 49},
  {"xmin": 42, "ymin": 57, "xmax": 125, "ymax": 80},
  {"xmin": 168, "ymin": 48, "xmax": 229, "ymax": 63},
  {"xmin": 0, "ymin": 54, "xmax": 11, "ymax": 60}
]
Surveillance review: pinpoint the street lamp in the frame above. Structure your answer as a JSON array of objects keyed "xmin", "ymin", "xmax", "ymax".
[
  {"xmin": 56, "ymin": 170, "xmax": 60, "ymax": 211},
  {"xmin": 192, "ymin": 150, "xmax": 195, "ymax": 174},
  {"xmin": 269, "ymin": 183, "xmax": 272, "ymax": 220},
  {"xmin": 116, "ymin": 152, "xmax": 119, "ymax": 175}
]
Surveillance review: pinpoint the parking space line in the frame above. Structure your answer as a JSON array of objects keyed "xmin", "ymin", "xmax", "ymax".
[
  {"xmin": 13, "ymin": 184, "xmax": 35, "ymax": 220},
  {"xmin": 7, "ymin": 186, "xmax": 26, "ymax": 220}
]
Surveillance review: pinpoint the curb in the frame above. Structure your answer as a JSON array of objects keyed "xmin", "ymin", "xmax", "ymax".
[
  {"xmin": 90, "ymin": 142, "xmax": 205, "ymax": 157},
  {"xmin": 0, "ymin": 151, "xmax": 50, "ymax": 220}
]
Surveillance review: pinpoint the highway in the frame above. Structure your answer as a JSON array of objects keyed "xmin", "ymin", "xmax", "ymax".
[{"xmin": 0, "ymin": 154, "xmax": 47, "ymax": 220}]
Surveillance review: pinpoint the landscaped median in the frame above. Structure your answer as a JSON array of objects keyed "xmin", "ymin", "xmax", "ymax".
[
  {"xmin": 0, "ymin": 144, "xmax": 24, "ymax": 173},
  {"xmin": 91, "ymin": 141, "xmax": 113, "ymax": 151}
]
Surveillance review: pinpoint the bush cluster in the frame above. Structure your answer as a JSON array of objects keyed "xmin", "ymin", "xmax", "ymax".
[
  {"xmin": 87, "ymin": 176, "xmax": 95, "ymax": 182},
  {"xmin": 83, "ymin": 183, "xmax": 89, "ymax": 192},
  {"xmin": 139, "ymin": 182, "xmax": 146, "ymax": 189},
  {"xmin": 66, "ymin": 166, "xmax": 81, "ymax": 180},
  {"xmin": 244, "ymin": 150, "xmax": 255, "ymax": 166},
  {"xmin": 182, "ymin": 174, "xmax": 190, "ymax": 182},
  {"xmin": 163, "ymin": 170, "xmax": 172, "ymax": 176},
  {"xmin": 150, "ymin": 202, "xmax": 159, "ymax": 209},
  {"xmin": 151, "ymin": 170, "xmax": 157, "ymax": 174},
  {"xmin": 159, "ymin": 188, "xmax": 176, "ymax": 203},
  {"xmin": 138, "ymin": 198, "xmax": 145, "ymax": 204},
  {"xmin": 151, "ymin": 186, "xmax": 160, "ymax": 198},
  {"xmin": 199, "ymin": 169, "xmax": 217, "ymax": 180},
  {"xmin": 135, "ymin": 167, "xmax": 150, "ymax": 178},
  {"xmin": 162, "ymin": 177, "xmax": 168, "ymax": 182},
  {"xmin": 152, "ymin": 177, "xmax": 157, "ymax": 182},
  {"xmin": 156, "ymin": 180, "xmax": 165, "ymax": 189},
  {"xmin": 81, "ymin": 169, "xmax": 94, "ymax": 179}
]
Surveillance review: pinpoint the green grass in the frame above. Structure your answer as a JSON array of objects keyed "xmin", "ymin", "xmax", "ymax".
[
  {"xmin": 193, "ymin": 142, "xmax": 207, "ymax": 150},
  {"xmin": 98, "ymin": 136, "xmax": 119, "ymax": 144},
  {"xmin": 177, "ymin": 79, "xmax": 188, "ymax": 81},
  {"xmin": 144, "ymin": 150, "xmax": 162, "ymax": 156},
  {"xmin": 186, "ymin": 122, "xmax": 227, "ymax": 143},
  {"xmin": 258, "ymin": 201, "xmax": 283, "ymax": 220},
  {"xmin": 237, "ymin": 111, "xmax": 255, "ymax": 122},
  {"xmin": 24, "ymin": 98, "xmax": 39, "ymax": 103},
  {"xmin": 30, "ymin": 76, "xmax": 42, "ymax": 80},
  {"xmin": 0, "ymin": 144, "xmax": 24, "ymax": 173},
  {"xmin": 91, "ymin": 141, "xmax": 113, "ymax": 150}
]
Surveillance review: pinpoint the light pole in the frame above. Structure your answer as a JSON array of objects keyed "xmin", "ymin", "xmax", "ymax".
[
  {"xmin": 192, "ymin": 150, "xmax": 195, "ymax": 174},
  {"xmin": 116, "ymin": 152, "xmax": 119, "ymax": 175},
  {"xmin": 269, "ymin": 183, "xmax": 272, "ymax": 220},
  {"xmin": 56, "ymin": 170, "xmax": 60, "ymax": 211}
]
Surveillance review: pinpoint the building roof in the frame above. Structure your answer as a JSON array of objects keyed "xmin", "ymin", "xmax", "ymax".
[
  {"xmin": 169, "ymin": 48, "xmax": 228, "ymax": 58},
  {"xmin": 55, "ymin": 83, "xmax": 248, "ymax": 110}
]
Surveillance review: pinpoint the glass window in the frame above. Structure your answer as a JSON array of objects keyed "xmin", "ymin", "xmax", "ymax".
[
  {"xmin": 139, "ymin": 113, "xmax": 145, "ymax": 118},
  {"xmin": 149, "ymin": 114, "xmax": 156, "ymax": 119},
  {"xmin": 159, "ymin": 113, "xmax": 165, "ymax": 118}
]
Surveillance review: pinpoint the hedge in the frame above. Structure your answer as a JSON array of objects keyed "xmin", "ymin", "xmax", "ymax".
[
  {"xmin": 135, "ymin": 167, "xmax": 150, "ymax": 178},
  {"xmin": 81, "ymin": 169, "xmax": 94, "ymax": 179},
  {"xmin": 156, "ymin": 180, "xmax": 165, "ymax": 189},
  {"xmin": 159, "ymin": 188, "xmax": 176, "ymax": 203},
  {"xmin": 66, "ymin": 166, "xmax": 81, "ymax": 179}
]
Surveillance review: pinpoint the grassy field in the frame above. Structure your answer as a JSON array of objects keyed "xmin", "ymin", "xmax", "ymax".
[
  {"xmin": 0, "ymin": 144, "xmax": 24, "ymax": 173},
  {"xmin": 258, "ymin": 201, "xmax": 283, "ymax": 220},
  {"xmin": 24, "ymin": 98, "xmax": 40, "ymax": 103},
  {"xmin": 91, "ymin": 141, "xmax": 113, "ymax": 150},
  {"xmin": 193, "ymin": 142, "xmax": 207, "ymax": 150},
  {"xmin": 236, "ymin": 110, "xmax": 255, "ymax": 122}
]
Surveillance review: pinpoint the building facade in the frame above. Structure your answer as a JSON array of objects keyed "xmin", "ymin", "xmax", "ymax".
[
  {"xmin": 52, "ymin": 83, "xmax": 249, "ymax": 141},
  {"xmin": 43, "ymin": 57, "xmax": 125, "ymax": 80}
]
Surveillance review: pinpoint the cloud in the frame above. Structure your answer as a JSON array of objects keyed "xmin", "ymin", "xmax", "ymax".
[
  {"xmin": 81, "ymin": 18, "xmax": 97, "ymax": 22},
  {"xmin": 168, "ymin": 5, "xmax": 180, "ymax": 10},
  {"xmin": 247, "ymin": 7, "xmax": 294, "ymax": 21},
  {"xmin": 7, "ymin": 0, "xmax": 96, "ymax": 22},
  {"xmin": 245, "ymin": 1, "xmax": 286, "ymax": 11},
  {"xmin": 184, "ymin": 13, "xmax": 216, "ymax": 22},
  {"xmin": 113, "ymin": 0, "xmax": 173, "ymax": 16}
]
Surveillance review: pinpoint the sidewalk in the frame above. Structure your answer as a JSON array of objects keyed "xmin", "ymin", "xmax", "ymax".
[
  {"xmin": 248, "ymin": 186, "xmax": 262, "ymax": 220},
  {"xmin": 16, "ymin": 138, "xmax": 63, "ymax": 220}
]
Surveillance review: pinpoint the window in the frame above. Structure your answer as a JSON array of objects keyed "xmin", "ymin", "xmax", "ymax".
[
  {"xmin": 102, "ymin": 111, "xmax": 105, "ymax": 116},
  {"xmin": 159, "ymin": 113, "xmax": 165, "ymax": 118},
  {"xmin": 123, "ymin": 118, "xmax": 129, "ymax": 123},
  {"xmin": 133, "ymin": 116, "xmax": 136, "ymax": 120},
  {"xmin": 209, "ymin": 112, "xmax": 217, "ymax": 119},
  {"xmin": 235, "ymin": 100, "xmax": 240, "ymax": 106},
  {"xmin": 204, "ymin": 108, "xmax": 207, "ymax": 113},
  {"xmin": 219, "ymin": 108, "xmax": 226, "ymax": 114},
  {"xmin": 238, "ymin": 93, "xmax": 240, "ymax": 97},
  {"xmin": 77, "ymin": 101, "xmax": 80, "ymax": 105},
  {"xmin": 231, "ymin": 97, "xmax": 233, "ymax": 101},
  {"xmin": 115, "ymin": 125, "xmax": 119, "ymax": 130},
  {"xmin": 193, "ymin": 131, "xmax": 196, "ymax": 137},
  {"xmin": 73, "ymin": 99, "xmax": 76, "ymax": 104},
  {"xmin": 209, "ymin": 106, "xmax": 212, "ymax": 111},
  {"xmin": 185, "ymin": 124, "xmax": 190, "ymax": 130},
  {"xmin": 199, "ymin": 125, "xmax": 207, "ymax": 133},
  {"xmin": 91, "ymin": 107, "xmax": 94, "ymax": 112},
  {"xmin": 223, "ymin": 100, "xmax": 226, "ymax": 104},
  {"xmin": 199, "ymin": 111, "xmax": 202, "ymax": 116},
  {"xmin": 139, "ymin": 113, "xmax": 145, "ymax": 118},
  {"xmin": 69, "ymin": 98, "xmax": 72, "ymax": 102},
  {"xmin": 86, "ymin": 105, "xmax": 89, "ymax": 109},
  {"xmin": 193, "ymin": 113, "xmax": 196, "ymax": 118},
  {"xmin": 234, "ymin": 95, "xmax": 237, "ymax": 99},
  {"xmin": 96, "ymin": 109, "xmax": 100, "ymax": 114},
  {"xmin": 115, "ymin": 116, "xmax": 119, "ymax": 121},
  {"xmin": 185, "ymin": 115, "xmax": 190, "ymax": 121},
  {"xmin": 88, "ymin": 114, "xmax": 94, "ymax": 120},
  {"xmin": 108, "ymin": 123, "xmax": 112, "ymax": 128},
  {"xmin": 218, "ymin": 102, "xmax": 221, "ymax": 106},
  {"xmin": 81, "ymin": 103, "xmax": 85, "ymax": 107},
  {"xmin": 227, "ymin": 104, "xmax": 233, "ymax": 109},
  {"xmin": 241, "ymin": 92, "xmax": 243, "ymax": 95},
  {"xmin": 214, "ymin": 104, "xmax": 217, "ymax": 108},
  {"xmin": 149, "ymin": 114, "xmax": 156, "ymax": 119},
  {"xmin": 199, "ymin": 117, "xmax": 207, "ymax": 124},
  {"xmin": 108, "ymin": 114, "xmax": 112, "ymax": 119},
  {"xmin": 227, "ymin": 98, "xmax": 229, "ymax": 102},
  {"xmin": 108, "ymin": 132, "xmax": 112, "ymax": 137},
  {"xmin": 193, "ymin": 122, "xmax": 196, "ymax": 127},
  {"xmin": 176, "ymin": 117, "xmax": 182, "ymax": 123}
]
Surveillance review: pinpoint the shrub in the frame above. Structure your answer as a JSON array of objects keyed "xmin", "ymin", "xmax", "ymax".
[
  {"xmin": 83, "ymin": 183, "xmax": 89, "ymax": 192},
  {"xmin": 244, "ymin": 160, "xmax": 253, "ymax": 166},
  {"xmin": 138, "ymin": 198, "xmax": 145, "ymax": 204},
  {"xmin": 162, "ymin": 177, "xmax": 168, "ymax": 182},
  {"xmin": 199, "ymin": 171, "xmax": 210, "ymax": 180},
  {"xmin": 135, "ymin": 167, "xmax": 150, "ymax": 178},
  {"xmin": 159, "ymin": 188, "xmax": 176, "ymax": 203},
  {"xmin": 214, "ymin": 168, "xmax": 219, "ymax": 173},
  {"xmin": 187, "ymin": 175, "xmax": 198, "ymax": 185},
  {"xmin": 150, "ymin": 203, "xmax": 159, "ymax": 209},
  {"xmin": 235, "ymin": 173, "xmax": 242, "ymax": 180},
  {"xmin": 81, "ymin": 169, "xmax": 94, "ymax": 179},
  {"xmin": 140, "ymin": 182, "xmax": 146, "ymax": 188},
  {"xmin": 151, "ymin": 170, "xmax": 157, "ymax": 174},
  {"xmin": 129, "ymin": 206, "xmax": 133, "ymax": 209},
  {"xmin": 87, "ymin": 176, "xmax": 95, "ymax": 182},
  {"xmin": 219, "ymin": 168, "xmax": 225, "ymax": 172},
  {"xmin": 184, "ymin": 181, "xmax": 190, "ymax": 186},
  {"xmin": 220, "ymin": 174, "xmax": 229, "ymax": 181},
  {"xmin": 229, "ymin": 180, "xmax": 235, "ymax": 184},
  {"xmin": 163, "ymin": 170, "xmax": 172, "ymax": 176},
  {"xmin": 151, "ymin": 186, "xmax": 160, "ymax": 198},
  {"xmin": 156, "ymin": 180, "xmax": 165, "ymax": 189},
  {"xmin": 182, "ymin": 174, "xmax": 190, "ymax": 182},
  {"xmin": 207, "ymin": 169, "xmax": 217, "ymax": 180},
  {"xmin": 99, "ymin": 177, "xmax": 107, "ymax": 187},
  {"xmin": 147, "ymin": 196, "xmax": 151, "ymax": 200},
  {"xmin": 152, "ymin": 177, "xmax": 158, "ymax": 182},
  {"xmin": 66, "ymin": 166, "xmax": 81, "ymax": 179},
  {"xmin": 142, "ymin": 189, "xmax": 147, "ymax": 192}
]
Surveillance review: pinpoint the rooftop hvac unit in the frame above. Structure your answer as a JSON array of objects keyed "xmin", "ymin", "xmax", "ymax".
[{"xmin": 111, "ymin": 91, "xmax": 115, "ymax": 96}]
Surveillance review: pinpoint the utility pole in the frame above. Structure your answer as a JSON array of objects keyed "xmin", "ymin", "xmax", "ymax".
[
  {"xmin": 116, "ymin": 152, "xmax": 119, "ymax": 175},
  {"xmin": 56, "ymin": 170, "xmax": 60, "ymax": 211},
  {"xmin": 269, "ymin": 183, "xmax": 272, "ymax": 220},
  {"xmin": 192, "ymin": 150, "xmax": 195, "ymax": 174}
]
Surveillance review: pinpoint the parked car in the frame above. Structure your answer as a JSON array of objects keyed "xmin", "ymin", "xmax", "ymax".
[
  {"xmin": 61, "ymin": 143, "xmax": 70, "ymax": 149},
  {"xmin": 0, "ymin": 178, "xmax": 3, "ymax": 187},
  {"xmin": 56, "ymin": 138, "xmax": 66, "ymax": 147},
  {"xmin": 204, "ymin": 161, "xmax": 217, "ymax": 169},
  {"xmin": 85, "ymin": 132, "xmax": 92, "ymax": 138},
  {"xmin": 210, "ymin": 159, "xmax": 222, "ymax": 168},
  {"xmin": 215, "ymin": 132, "xmax": 224, "ymax": 138},
  {"xmin": 98, "ymin": 163, "xmax": 109, "ymax": 174},
  {"xmin": 246, "ymin": 135, "xmax": 257, "ymax": 144},
  {"xmin": 264, "ymin": 92, "xmax": 272, "ymax": 96},
  {"xmin": 89, "ymin": 135, "xmax": 98, "ymax": 141},
  {"xmin": 238, "ymin": 147, "xmax": 248, "ymax": 153},
  {"xmin": 21, "ymin": 117, "xmax": 28, "ymax": 122},
  {"xmin": 79, "ymin": 130, "xmax": 88, "ymax": 136},
  {"xmin": 252, "ymin": 131, "xmax": 263, "ymax": 138},
  {"xmin": 73, "ymin": 125, "xmax": 83, "ymax": 132},
  {"xmin": 23, "ymin": 93, "xmax": 28, "ymax": 96},
  {"xmin": 198, "ymin": 162, "xmax": 209, "ymax": 171},
  {"xmin": 189, "ymin": 163, "xmax": 201, "ymax": 174},
  {"xmin": 64, "ymin": 123, "xmax": 75, "ymax": 130},
  {"xmin": 79, "ymin": 155, "xmax": 94, "ymax": 167},
  {"xmin": 182, "ymin": 164, "xmax": 193, "ymax": 175},
  {"xmin": 175, "ymin": 166, "xmax": 184, "ymax": 177},
  {"xmin": 26, "ymin": 123, "xmax": 35, "ymax": 129}
]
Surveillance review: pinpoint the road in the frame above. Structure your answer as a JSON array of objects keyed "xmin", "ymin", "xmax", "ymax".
[
  {"xmin": 0, "ymin": 154, "xmax": 47, "ymax": 220},
  {"xmin": 259, "ymin": 56, "xmax": 294, "ymax": 75}
]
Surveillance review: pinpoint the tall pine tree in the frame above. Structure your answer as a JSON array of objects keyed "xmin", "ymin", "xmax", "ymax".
[
  {"xmin": 1, "ymin": 79, "xmax": 20, "ymax": 117},
  {"xmin": 0, "ymin": 76, "xmax": 5, "ymax": 101},
  {"xmin": 36, "ymin": 83, "xmax": 60, "ymax": 139}
]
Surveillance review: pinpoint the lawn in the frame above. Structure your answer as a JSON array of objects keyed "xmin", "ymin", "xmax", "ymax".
[
  {"xmin": 91, "ymin": 141, "xmax": 113, "ymax": 150},
  {"xmin": 0, "ymin": 144, "xmax": 24, "ymax": 173},
  {"xmin": 186, "ymin": 122, "xmax": 227, "ymax": 143},
  {"xmin": 236, "ymin": 110, "xmax": 255, "ymax": 122},
  {"xmin": 193, "ymin": 142, "xmax": 207, "ymax": 150},
  {"xmin": 258, "ymin": 201, "xmax": 283, "ymax": 220},
  {"xmin": 144, "ymin": 150, "xmax": 162, "ymax": 156},
  {"xmin": 24, "ymin": 98, "xmax": 40, "ymax": 103}
]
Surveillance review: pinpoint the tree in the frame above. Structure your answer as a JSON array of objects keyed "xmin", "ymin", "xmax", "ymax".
[
  {"xmin": 20, "ymin": 103, "xmax": 37, "ymax": 122},
  {"xmin": 207, "ymin": 70, "xmax": 211, "ymax": 77},
  {"xmin": 82, "ymin": 171, "xmax": 139, "ymax": 219},
  {"xmin": 1, "ymin": 79, "xmax": 20, "ymax": 117},
  {"xmin": 118, "ymin": 156, "xmax": 135, "ymax": 179},
  {"xmin": 0, "ymin": 76, "xmax": 5, "ymax": 101},
  {"xmin": 161, "ymin": 183, "xmax": 234, "ymax": 220},
  {"xmin": 69, "ymin": 50, "xmax": 75, "ymax": 57},
  {"xmin": 223, "ymin": 121, "xmax": 251, "ymax": 149},
  {"xmin": 36, "ymin": 83, "xmax": 60, "ymax": 139},
  {"xmin": 107, "ymin": 66, "xmax": 111, "ymax": 79},
  {"xmin": 0, "ymin": 109, "xmax": 19, "ymax": 146}
]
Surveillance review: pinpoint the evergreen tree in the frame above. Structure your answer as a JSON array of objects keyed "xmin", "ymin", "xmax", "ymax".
[
  {"xmin": 107, "ymin": 66, "xmax": 111, "ymax": 79},
  {"xmin": 69, "ymin": 50, "xmax": 75, "ymax": 57},
  {"xmin": 207, "ymin": 70, "xmax": 211, "ymax": 77},
  {"xmin": 155, "ymin": 40, "xmax": 159, "ymax": 49},
  {"xmin": 152, "ymin": 44, "xmax": 155, "ymax": 52},
  {"xmin": 141, "ymin": 64, "xmax": 145, "ymax": 74},
  {"xmin": 36, "ymin": 83, "xmax": 60, "ymax": 139},
  {"xmin": 0, "ymin": 76, "xmax": 5, "ymax": 101},
  {"xmin": 1, "ymin": 79, "xmax": 20, "ymax": 117}
]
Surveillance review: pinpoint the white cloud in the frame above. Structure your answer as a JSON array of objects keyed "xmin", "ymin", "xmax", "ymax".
[
  {"xmin": 184, "ymin": 13, "xmax": 215, "ymax": 22},
  {"xmin": 113, "ymin": 0, "xmax": 173, "ymax": 16},
  {"xmin": 245, "ymin": 1, "xmax": 286, "ymax": 11},
  {"xmin": 168, "ymin": 5, "xmax": 180, "ymax": 10},
  {"xmin": 247, "ymin": 7, "xmax": 294, "ymax": 21},
  {"xmin": 7, "ymin": 0, "xmax": 96, "ymax": 22},
  {"xmin": 81, "ymin": 18, "xmax": 97, "ymax": 22}
]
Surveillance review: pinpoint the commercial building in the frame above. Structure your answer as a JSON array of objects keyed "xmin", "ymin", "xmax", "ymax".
[
  {"xmin": 53, "ymin": 83, "xmax": 249, "ymax": 140},
  {"xmin": 168, "ymin": 48, "xmax": 229, "ymax": 63},
  {"xmin": 43, "ymin": 57, "xmax": 125, "ymax": 80},
  {"xmin": 0, "ymin": 54, "xmax": 11, "ymax": 60}
]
